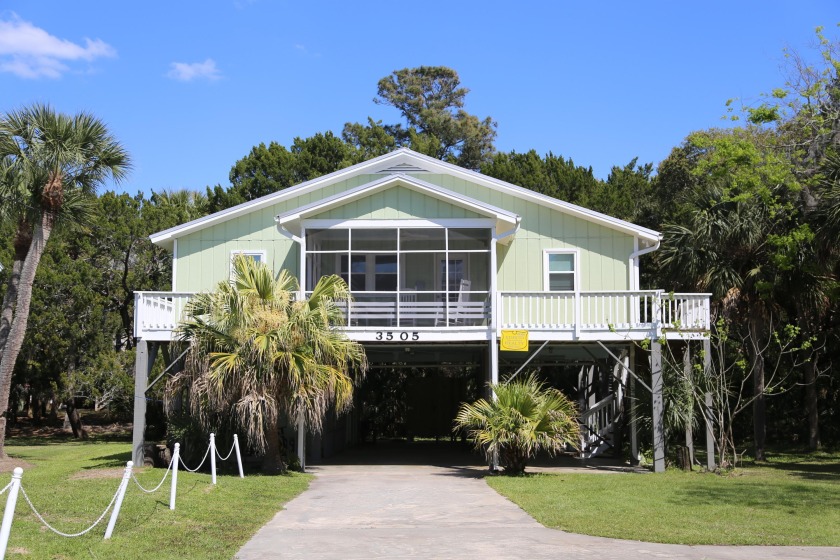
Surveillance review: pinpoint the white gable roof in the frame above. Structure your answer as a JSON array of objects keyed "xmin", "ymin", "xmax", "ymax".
[
  {"xmin": 274, "ymin": 173, "xmax": 521, "ymax": 243},
  {"xmin": 150, "ymin": 148, "xmax": 661, "ymax": 250}
]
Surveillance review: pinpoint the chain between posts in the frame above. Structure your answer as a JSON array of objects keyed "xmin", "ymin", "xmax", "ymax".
[
  {"xmin": 20, "ymin": 479, "xmax": 123, "ymax": 538},
  {"xmin": 131, "ymin": 456, "xmax": 174, "ymax": 493},
  {"xmin": 179, "ymin": 444, "xmax": 211, "ymax": 472}
]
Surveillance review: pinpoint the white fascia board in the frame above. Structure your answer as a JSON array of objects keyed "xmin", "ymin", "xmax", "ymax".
[
  {"xmin": 388, "ymin": 150, "xmax": 663, "ymax": 243},
  {"xmin": 275, "ymin": 173, "xmax": 520, "ymax": 238},
  {"xmin": 148, "ymin": 150, "xmax": 414, "ymax": 248},
  {"xmin": 149, "ymin": 147, "xmax": 660, "ymax": 249}
]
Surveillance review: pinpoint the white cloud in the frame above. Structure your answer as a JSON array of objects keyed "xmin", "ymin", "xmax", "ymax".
[
  {"xmin": 167, "ymin": 59, "xmax": 221, "ymax": 82},
  {"xmin": 0, "ymin": 13, "xmax": 116, "ymax": 79}
]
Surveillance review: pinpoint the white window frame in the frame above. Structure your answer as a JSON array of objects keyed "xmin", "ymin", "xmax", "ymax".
[
  {"xmin": 543, "ymin": 249, "xmax": 579, "ymax": 292},
  {"xmin": 230, "ymin": 249, "xmax": 267, "ymax": 278}
]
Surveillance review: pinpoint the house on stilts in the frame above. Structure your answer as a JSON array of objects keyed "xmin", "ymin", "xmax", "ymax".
[{"xmin": 132, "ymin": 148, "xmax": 712, "ymax": 472}]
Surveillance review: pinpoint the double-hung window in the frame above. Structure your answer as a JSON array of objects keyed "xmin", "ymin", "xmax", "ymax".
[{"xmin": 544, "ymin": 250, "xmax": 577, "ymax": 291}]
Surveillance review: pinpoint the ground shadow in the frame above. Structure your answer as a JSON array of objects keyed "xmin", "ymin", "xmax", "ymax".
[
  {"xmin": 312, "ymin": 439, "xmax": 629, "ymax": 478},
  {"xmin": 82, "ymin": 451, "xmax": 133, "ymax": 469}
]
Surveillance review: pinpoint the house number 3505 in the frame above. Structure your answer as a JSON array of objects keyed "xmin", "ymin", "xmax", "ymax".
[{"xmin": 375, "ymin": 331, "xmax": 420, "ymax": 341}]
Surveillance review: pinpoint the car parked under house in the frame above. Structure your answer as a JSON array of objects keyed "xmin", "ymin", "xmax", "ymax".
[{"xmin": 132, "ymin": 148, "xmax": 711, "ymax": 472}]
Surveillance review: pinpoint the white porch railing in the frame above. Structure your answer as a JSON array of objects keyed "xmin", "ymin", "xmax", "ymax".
[
  {"xmin": 498, "ymin": 290, "xmax": 711, "ymax": 333},
  {"xmin": 134, "ymin": 290, "xmax": 711, "ymax": 341},
  {"xmin": 134, "ymin": 292, "xmax": 195, "ymax": 341},
  {"xmin": 579, "ymin": 393, "xmax": 619, "ymax": 458}
]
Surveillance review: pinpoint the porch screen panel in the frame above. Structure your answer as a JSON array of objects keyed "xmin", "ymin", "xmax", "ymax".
[
  {"xmin": 448, "ymin": 228, "xmax": 490, "ymax": 250},
  {"xmin": 374, "ymin": 255, "xmax": 398, "ymax": 291},
  {"xmin": 400, "ymin": 228, "xmax": 445, "ymax": 250},
  {"xmin": 306, "ymin": 228, "xmax": 348, "ymax": 251},
  {"xmin": 352, "ymin": 229, "xmax": 397, "ymax": 251}
]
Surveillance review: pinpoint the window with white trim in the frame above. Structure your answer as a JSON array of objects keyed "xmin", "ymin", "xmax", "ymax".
[
  {"xmin": 230, "ymin": 250, "xmax": 267, "ymax": 278},
  {"xmin": 544, "ymin": 250, "xmax": 576, "ymax": 291}
]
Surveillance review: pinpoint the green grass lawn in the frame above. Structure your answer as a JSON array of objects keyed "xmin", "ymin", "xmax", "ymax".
[
  {"xmin": 486, "ymin": 451, "xmax": 840, "ymax": 546},
  {"xmin": 2, "ymin": 440, "xmax": 311, "ymax": 559}
]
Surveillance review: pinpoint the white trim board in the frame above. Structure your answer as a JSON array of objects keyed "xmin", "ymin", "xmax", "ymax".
[{"xmin": 150, "ymin": 148, "xmax": 661, "ymax": 251}]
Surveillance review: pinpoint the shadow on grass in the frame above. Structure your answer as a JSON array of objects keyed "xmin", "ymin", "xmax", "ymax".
[
  {"xmin": 6, "ymin": 434, "xmax": 76, "ymax": 447},
  {"xmin": 668, "ymin": 477, "xmax": 835, "ymax": 512},
  {"xmin": 82, "ymin": 451, "xmax": 133, "ymax": 469},
  {"xmin": 758, "ymin": 460, "xmax": 840, "ymax": 482}
]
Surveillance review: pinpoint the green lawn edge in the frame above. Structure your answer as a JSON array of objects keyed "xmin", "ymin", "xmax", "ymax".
[
  {"xmin": 486, "ymin": 453, "xmax": 840, "ymax": 546},
  {"xmin": 3, "ymin": 441, "xmax": 311, "ymax": 559}
]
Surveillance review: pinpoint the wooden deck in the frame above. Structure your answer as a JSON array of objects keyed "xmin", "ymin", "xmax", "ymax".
[{"xmin": 134, "ymin": 290, "xmax": 710, "ymax": 342}]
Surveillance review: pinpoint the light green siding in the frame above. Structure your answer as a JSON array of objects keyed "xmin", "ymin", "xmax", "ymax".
[
  {"xmin": 171, "ymin": 172, "xmax": 635, "ymax": 293},
  {"xmin": 309, "ymin": 185, "xmax": 484, "ymax": 221},
  {"xmin": 174, "ymin": 174, "xmax": 381, "ymax": 292}
]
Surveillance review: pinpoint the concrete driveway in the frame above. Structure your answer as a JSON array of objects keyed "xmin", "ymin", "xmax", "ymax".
[{"xmin": 235, "ymin": 445, "xmax": 839, "ymax": 560}]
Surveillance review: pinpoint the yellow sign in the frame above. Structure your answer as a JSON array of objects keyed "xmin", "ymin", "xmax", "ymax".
[{"xmin": 500, "ymin": 330, "xmax": 529, "ymax": 352}]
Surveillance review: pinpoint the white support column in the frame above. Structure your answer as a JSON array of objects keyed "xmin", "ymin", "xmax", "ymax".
[
  {"xmin": 651, "ymin": 340, "xmax": 665, "ymax": 473},
  {"xmin": 628, "ymin": 346, "xmax": 639, "ymax": 465},
  {"xmin": 703, "ymin": 337, "xmax": 716, "ymax": 471},
  {"xmin": 488, "ymin": 337, "xmax": 499, "ymax": 471},
  {"xmin": 132, "ymin": 340, "xmax": 158, "ymax": 467},
  {"xmin": 683, "ymin": 342, "xmax": 695, "ymax": 466},
  {"xmin": 297, "ymin": 411, "xmax": 306, "ymax": 472}
]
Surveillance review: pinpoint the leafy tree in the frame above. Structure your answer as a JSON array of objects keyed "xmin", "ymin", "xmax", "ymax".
[
  {"xmin": 481, "ymin": 149, "xmax": 601, "ymax": 205},
  {"xmin": 169, "ymin": 256, "xmax": 367, "ymax": 472},
  {"xmin": 0, "ymin": 104, "xmax": 129, "ymax": 456},
  {"xmin": 657, "ymin": 127, "xmax": 801, "ymax": 461},
  {"xmin": 354, "ymin": 66, "xmax": 497, "ymax": 169},
  {"xmin": 209, "ymin": 132, "xmax": 355, "ymax": 212},
  {"xmin": 454, "ymin": 374, "xmax": 580, "ymax": 475},
  {"xmin": 341, "ymin": 117, "xmax": 398, "ymax": 160},
  {"xmin": 596, "ymin": 158, "xmax": 655, "ymax": 224}
]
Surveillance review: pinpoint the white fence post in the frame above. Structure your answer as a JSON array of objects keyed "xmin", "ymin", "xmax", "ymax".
[
  {"xmin": 0, "ymin": 467, "xmax": 23, "ymax": 558},
  {"xmin": 210, "ymin": 433, "xmax": 217, "ymax": 485},
  {"xmin": 233, "ymin": 435, "xmax": 244, "ymax": 479},
  {"xmin": 170, "ymin": 443, "xmax": 180, "ymax": 510},
  {"xmin": 104, "ymin": 461, "xmax": 133, "ymax": 539}
]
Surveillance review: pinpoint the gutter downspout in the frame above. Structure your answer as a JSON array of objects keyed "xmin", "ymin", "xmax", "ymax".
[
  {"xmin": 628, "ymin": 236, "xmax": 661, "ymax": 330},
  {"xmin": 628, "ymin": 236, "xmax": 661, "ymax": 291},
  {"xmin": 277, "ymin": 224, "xmax": 303, "ymax": 245}
]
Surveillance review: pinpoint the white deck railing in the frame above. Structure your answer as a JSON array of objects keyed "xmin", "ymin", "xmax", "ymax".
[
  {"xmin": 497, "ymin": 290, "xmax": 711, "ymax": 333},
  {"xmin": 134, "ymin": 290, "xmax": 711, "ymax": 341}
]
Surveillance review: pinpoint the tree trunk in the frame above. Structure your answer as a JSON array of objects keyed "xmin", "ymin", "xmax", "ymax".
[
  {"xmin": 0, "ymin": 212, "xmax": 55, "ymax": 457},
  {"xmin": 0, "ymin": 221, "xmax": 30, "ymax": 357},
  {"xmin": 261, "ymin": 420, "xmax": 287, "ymax": 474},
  {"xmin": 803, "ymin": 350, "xmax": 821, "ymax": 451},
  {"xmin": 748, "ymin": 310, "xmax": 766, "ymax": 462},
  {"xmin": 64, "ymin": 399, "xmax": 88, "ymax": 440}
]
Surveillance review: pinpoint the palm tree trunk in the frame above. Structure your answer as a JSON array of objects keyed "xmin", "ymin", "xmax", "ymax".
[
  {"xmin": 748, "ymin": 309, "xmax": 766, "ymax": 462},
  {"xmin": 0, "ymin": 212, "xmax": 54, "ymax": 457},
  {"xmin": 0, "ymin": 221, "xmax": 31, "ymax": 357},
  {"xmin": 0, "ymin": 259, "xmax": 22, "ymax": 358},
  {"xmin": 261, "ymin": 419, "xmax": 287, "ymax": 474}
]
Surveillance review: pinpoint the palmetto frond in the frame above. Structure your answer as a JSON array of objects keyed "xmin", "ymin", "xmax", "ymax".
[
  {"xmin": 454, "ymin": 373, "xmax": 579, "ymax": 474},
  {"xmin": 171, "ymin": 257, "xmax": 366, "ymax": 455}
]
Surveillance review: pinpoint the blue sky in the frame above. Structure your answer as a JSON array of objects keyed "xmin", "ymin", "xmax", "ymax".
[{"xmin": 1, "ymin": 1, "xmax": 837, "ymax": 196}]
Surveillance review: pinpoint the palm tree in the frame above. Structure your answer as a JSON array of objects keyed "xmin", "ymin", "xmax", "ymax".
[
  {"xmin": 454, "ymin": 374, "xmax": 580, "ymax": 475},
  {"xmin": 170, "ymin": 256, "xmax": 367, "ymax": 473},
  {"xmin": 0, "ymin": 104, "xmax": 129, "ymax": 456}
]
